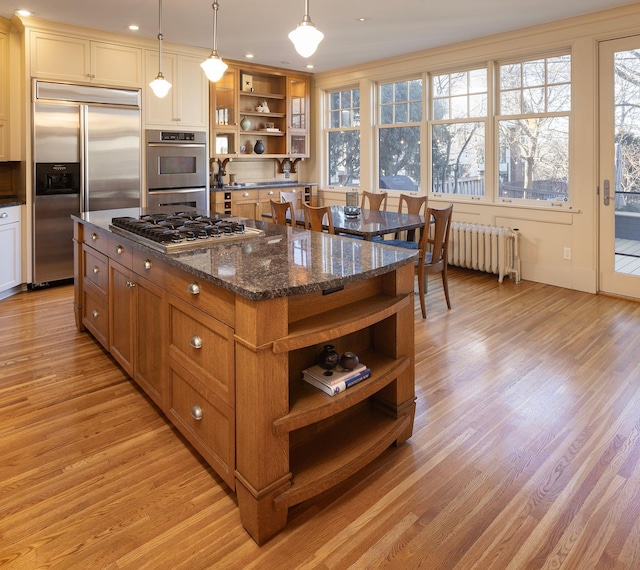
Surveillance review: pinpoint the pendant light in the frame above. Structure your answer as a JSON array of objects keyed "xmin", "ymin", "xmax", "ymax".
[
  {"xmin": 201, "ymin": 1, "xmax": 228, "ymax": 82},
  {"xmin": 149, "ymin": 0, "xmax": 172, "ymax": 98},
  {"xmin": 288, "ymin": 0, "xmax": 324, "ymax": 58}
]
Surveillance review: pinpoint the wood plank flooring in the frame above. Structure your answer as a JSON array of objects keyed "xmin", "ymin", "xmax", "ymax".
[{"xmin": 1, "ymin": 270, "xmax": 640, "ymax": 569}]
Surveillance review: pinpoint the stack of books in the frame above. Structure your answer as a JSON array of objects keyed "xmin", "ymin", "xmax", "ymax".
[{"xmin": 302, "ymin": 363, "xmax": 371, "ymax": 396}]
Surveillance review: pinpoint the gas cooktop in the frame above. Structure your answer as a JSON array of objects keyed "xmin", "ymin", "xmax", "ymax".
[{"xmin": 110, "ymin": 211, "xmax": 263, "ymax": 253}]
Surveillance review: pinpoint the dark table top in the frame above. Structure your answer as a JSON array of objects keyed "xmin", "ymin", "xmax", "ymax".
[{"xmin": 265, "ymin": 205, "xmax": 425, "ymax": 241}]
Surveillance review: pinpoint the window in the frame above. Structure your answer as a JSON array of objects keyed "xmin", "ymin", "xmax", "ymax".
[
  {"xmin": 497, "ymin": 55, "xmax": 571, "ymax": 202},
  {"xmin": 328, "ymin": 88, "xmax": 360, "ymax": 187},
  {"xmin": 431, "ymin": 68, "xmax": 487, "ymax": 196},
  {"xmin": 378, "ymin": 78, "xmax": 422, "ymax": 191}
]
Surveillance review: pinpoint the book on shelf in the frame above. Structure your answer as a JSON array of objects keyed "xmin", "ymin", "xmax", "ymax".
[
  {"xmin": 302, "ymin": 364, "xmax": 371, "ymax": 396},
  {"xmin": 303, "ymin": 363, "xmax": 367, "ymax": 384}
]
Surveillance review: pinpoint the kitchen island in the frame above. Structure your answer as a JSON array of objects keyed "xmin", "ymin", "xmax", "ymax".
[{"xmin": 72, "ymin": 207, "xmax": 417, "ymax": 544}]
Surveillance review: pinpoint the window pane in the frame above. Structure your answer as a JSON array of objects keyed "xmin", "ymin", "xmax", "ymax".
[
  {"xmin": 409, "ymin": 101, "xmax": 422, "ymax": 122},
  {"xmin": 381, "ymin": 105, "xmax": 394, "ymax": 125},
  {"xmin": 431, "ymin": 122, "xmax": 485, "ymax": 196},
  {"xmin": 380, "ymin": 83, "xmax": 393, "ymax": 105},
  {"xmin": 378, "ymin": 126, "xmax": 421, "ymax": 189},
  {"xmin": 394, "ymin": 81, "xmax": 408, "ymax": 102},
  {"xmin": 329, "ymin": 130, "xmax": 360, "ymax": 187},
  {"xmin": 330, "ymin": 92, "xmax": 340, "ymax": 111},
  {"xmin": 395, "ymin": 103, "xmax": 408, "ymax": 123},
  {"xmin": 433, "ymin": 98, "xmax": 449, "ymax": 121},
  {"xmin": 498, "ymin": 117, "xmax": 569, "ymax": 201},
  {"xmin": 450, "ymin": 95, "xmax": 468, "ymax": 119},
  {"xmin": 523, "ymin": 59, "xmax": 545, "ymax": 87},
  {"xmin": 547, "ymin": 84, "xmax": 571, "ymax": 112},
  {"xmin": 547, "ymin": 55, "xmax": 571, "ymax": 83},
  {"xmin": 501, "ymin": 90, "xmax": 521, "ymax": 115},
  {"xmin": 409, "ymin": 79, "xmax": 422, "ymax": 101},
  {"xmin": 469, "ymin": 68, "xmax": 487, "ymax": 93},
  {"xmin": 450, "ymin": 72, "xmax": 467, "ymax": 95},
  {"xmin": 501, "ymin": 63, "xmax": 521, "ymax": 89},
  {"xmin": 433, "ymin": 74, "xmax": 449, "ymax": 97},
  {"xmin": 469, "ymin": 93, "xmax": 487, "ymax": 117},
  {"xmin": 330, "ymin": 110, "xmax": 340, "ymax": 128},
  {"xmin": 522, "ymin": 87, "xmax": 545, "ymax": 113},
  {"xmin": 341, "ymin": 90, "xmax": 352, "ymax": 108}
]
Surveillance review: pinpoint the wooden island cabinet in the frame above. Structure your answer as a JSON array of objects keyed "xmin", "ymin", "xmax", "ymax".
[{"xmin": 72, "ymin": 208, "xmax": 417, "ymax": 544}]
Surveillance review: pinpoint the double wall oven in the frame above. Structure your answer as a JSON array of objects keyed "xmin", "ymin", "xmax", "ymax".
[{"xmin": 145, "ymin": 129, "xmax": 208, "ymax": 210}]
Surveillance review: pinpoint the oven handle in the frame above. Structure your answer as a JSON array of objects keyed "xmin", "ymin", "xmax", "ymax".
[
  {"xmin": 146, "ymin": 143, "xmax": 206, "ymax": 149},
  {"xmin": 147, "ymin": 187, "xmax": 207, "ymax": 194}
]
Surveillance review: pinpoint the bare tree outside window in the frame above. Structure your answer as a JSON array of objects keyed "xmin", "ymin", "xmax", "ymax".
[{"xmin": 498, "ymin": 55, "xmax": 571, "ymax": 202}]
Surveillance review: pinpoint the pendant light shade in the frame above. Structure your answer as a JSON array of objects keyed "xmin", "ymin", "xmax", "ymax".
[
  {"xmin": 150, "ymin": 0, "xmax": 172, "ymax": 98},
  {"xmin": 289, "ymin": 0, "xmax": 324, "ymax": 58},
  {"xmin": 201, "ymin": 1, "xmax": 228, "ymax": 82}
]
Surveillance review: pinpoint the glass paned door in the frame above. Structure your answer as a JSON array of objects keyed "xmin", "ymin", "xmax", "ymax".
[{"xmin": 599, "ymin": 37, "xmax": 640, "ymax": 298}]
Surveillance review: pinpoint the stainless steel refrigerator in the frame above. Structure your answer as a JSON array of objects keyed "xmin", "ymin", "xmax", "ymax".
[{"xmin": 33, "ymin": 81, "xmax": 141, "ymax": 285}]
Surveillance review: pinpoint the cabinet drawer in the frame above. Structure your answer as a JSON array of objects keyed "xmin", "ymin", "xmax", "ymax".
[
  {"xmin": 82, "ymin": 245, "xmax": 108, "ymax": 294},
  {"xmin": 165, "ymin": 265, "xmax": 235, "ymax": 327},
  {"xmin": 167, "ymin": 295, "xmax": 235, "ymax": 407},
  {"xmin": 83, "ymin": 228, "xmax": 133, "ymax": 268},
  {"xmin": 234, "ymin": 189, "xmax": 259, "ymax": 202},
  {"xmin": 0, "ymin": 205, "xmax": 20, "ymax": 225},
  {"xmin": 169, "ymin": 360, "xmax": 235, "ymax": 489},
  {"xmin": 82, "ymin": 285, "xmax": 108, "ymax": 349},
  {"xmin": 132, "ymin": 247, "xmax": 166, "ymax": 287}
]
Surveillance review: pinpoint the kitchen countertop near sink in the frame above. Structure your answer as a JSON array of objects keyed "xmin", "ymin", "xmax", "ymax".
[{"xmin": 210, "ymin": 181, "xmax": 317, "ymax": 192}]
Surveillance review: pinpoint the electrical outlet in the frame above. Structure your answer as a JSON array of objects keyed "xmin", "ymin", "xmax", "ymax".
[{"xmin": 564, "ymin": 247, "xmax": 572, "ymax": 260}]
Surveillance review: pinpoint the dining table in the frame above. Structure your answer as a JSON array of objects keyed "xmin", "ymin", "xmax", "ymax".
[{"xmin": 263, "ymin": 205, "xmax": 425, "ymax": 242}]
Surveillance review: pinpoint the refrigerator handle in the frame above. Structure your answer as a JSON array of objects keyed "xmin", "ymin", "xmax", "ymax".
[{"xmin": 80, "ymin": 105, "xmax": 88, "ymax": 212}]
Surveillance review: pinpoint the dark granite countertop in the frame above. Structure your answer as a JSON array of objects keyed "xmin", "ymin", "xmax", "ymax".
[
  {"xmin": 72, "ymin": 208, "xmax": 416, "ymax": 301},
  {"xmin": 210, "ymin": 181, "xmax": 317, "ymax": 192},
  {"xmin": 0, "ymin": 197, "xmax": 25, "ymax": 208}
]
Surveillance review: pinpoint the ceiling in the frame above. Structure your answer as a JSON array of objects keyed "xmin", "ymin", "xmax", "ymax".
[{"xmin": 0, "ymin": 0, "xmax": 636, "ymax": 74}]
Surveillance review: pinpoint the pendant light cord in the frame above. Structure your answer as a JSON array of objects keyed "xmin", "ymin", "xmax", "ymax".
[{"xmin": 157, "ymin": 0, "xmax": 164, "ymax": 74}]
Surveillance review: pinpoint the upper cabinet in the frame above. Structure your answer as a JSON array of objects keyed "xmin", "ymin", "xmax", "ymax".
[
  {"xmin": 30, "ymin": 32, "xmax": 142, "ymax": 87},
  {"xmin": 287, "ymin": 75, "xmax": 309, "ymax": 157},
  {"xmin": 144, "ymin": 50, "xmax": 209, "ymax": 130},
  {"xmin": 210, "ymin": 63, "xmax": 310, "ymax": 159}
]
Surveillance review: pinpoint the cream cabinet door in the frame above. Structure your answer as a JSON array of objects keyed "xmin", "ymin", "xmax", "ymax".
[
  {"xmin": 0, "ymin": 206, "xmax": 21, "ymax": 293},
  {"xmin": 91, "ymin": 42, "xmax": 143, "ymax": 87},
  {"xmin": 145, "ymin": 51, "xmax": 208, "ymax": 129},
  {"xmin": 176, "ymin": 55, "xmax": 208, "ymax": 128},
  {"xmin": 30, "ymin": 32, "xmax": 91, "ymax": 83}
]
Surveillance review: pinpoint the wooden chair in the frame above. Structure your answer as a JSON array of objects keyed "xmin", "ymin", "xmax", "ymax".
[
  {"xmin": 302, "ymin": 203, "xmax": 335, "ymax": 234},
  {"xmin": 361, "ymin": 190, "xmax": 388, "ymax": 212},
  {"xmin": 415, "ymin": 203, "xmax": 453, "ymax": 319},
  {"xmin": 270, "ymin": 199, "xmax": 294, "ymax": 226},
  {"xmin": 396, "ymin": 193, "xmax": 427, "ymax": 241}
]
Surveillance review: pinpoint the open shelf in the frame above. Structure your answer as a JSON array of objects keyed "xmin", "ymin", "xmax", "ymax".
[
  {"xmin": 240, "ymin": 91, "xmax": 285, "ymax": 100},
  {"xmin": 273, "ymin": 350, "xmax": 410, "ymax": 435},
  {"xmin": 272, "ymin": 293, "xmax": 411, "ymax": 354},
  {"xmin": 274, "ymin": 404, "xmax": 412, "ymax": 508}
]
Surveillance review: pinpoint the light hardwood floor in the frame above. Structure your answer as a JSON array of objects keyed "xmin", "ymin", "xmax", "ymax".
[{"xmin": 1, "ymin": 269, "xmax": 640, "ymax": 569}]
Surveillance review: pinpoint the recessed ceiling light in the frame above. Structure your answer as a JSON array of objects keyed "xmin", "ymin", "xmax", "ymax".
[
  {"xmin": 16, "ymin": 9, "xmax": 32, "ymax": 16},
  {"xmin": 306, "ymin": 64, "xmax": 314, "ymax": 69},
  {"xmin": 245, "ymin": 53, "xmax": 254, "ymax": 59},
  {"xmin": 357, "ymin": 17, "xmax": 367, "ymax": 22},
  {"xmin": 128, "ymin": 25, "xmax": 140, "ymax": 31}
]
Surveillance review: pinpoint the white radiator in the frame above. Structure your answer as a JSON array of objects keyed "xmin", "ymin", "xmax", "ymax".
[{"xmin": 448, "ymin": 222, "xmax": 521, "ymax": 283}]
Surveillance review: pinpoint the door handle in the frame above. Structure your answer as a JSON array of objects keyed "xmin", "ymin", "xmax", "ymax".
[{"xmin": 603, "ymin": 179, "xmax": 611, "ymax": 206}]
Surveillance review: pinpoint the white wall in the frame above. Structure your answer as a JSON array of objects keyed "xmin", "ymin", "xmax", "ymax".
[{"xmin": 308, "ymin": 3, "xmax": 640, "ymax": 294}]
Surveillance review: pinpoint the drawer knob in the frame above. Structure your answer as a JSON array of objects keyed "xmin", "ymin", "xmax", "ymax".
[
  {"xmin": 190, "ymin": 335, "xmax": 202, "ymax": 349},
  {"xmin": 126, "ymin": 281, "xmax": 136, "ymax": 288},
  {"xmin": 92, "ymin": 266, "xmax": 99, "ymax": 274},
  {"xmin": 268, "ymin": 190, "xmax": 274, "ymax": 195},
  {"xmin": 190, "ymin": 404, "xmax": 203, "ymax": 421},
  {"xmin": 143, "ymin": 259, "xmax": 152, "ymax": 270},
  {"xmin": 91, "ymin": 309, "xmax": 99, "ymax": 318},
  {"xmin": 0, "ymin": 212, "xmax": 8, "ymax": 218},
  {"xmin": 187, "ymin": 282, "xmax": 200, "ymax": 295},
  {"xmin": 243, "ymin": 192, "xmax": 249, "ymax": 197},
  {"xmin": 115, "ymin": 245, "xmax": 124, "ymax": 255},
  {"xmin": 91, "ymin": 232, "xmax": 98, "ymax": 241}
]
